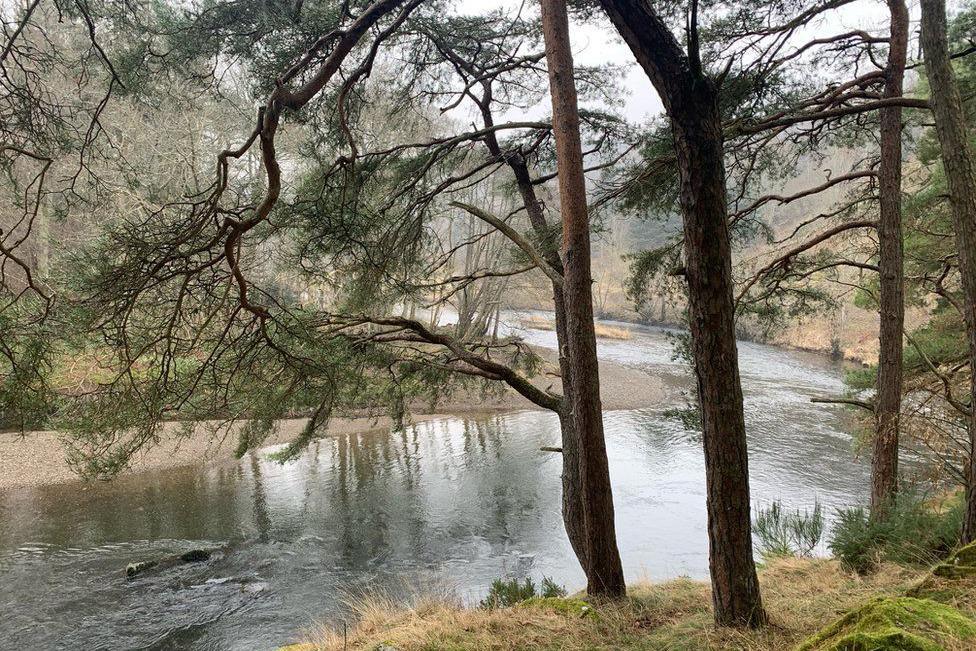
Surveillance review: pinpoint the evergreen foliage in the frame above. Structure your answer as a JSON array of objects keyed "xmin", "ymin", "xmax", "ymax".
[{"xmin": 830, "ymin": 493, "xmax": 964, "ymax": 574}]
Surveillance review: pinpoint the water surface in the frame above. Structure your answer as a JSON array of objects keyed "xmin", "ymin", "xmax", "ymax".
[{"xmin": 0, "ymin": 323, "xmax": 868, "ymax": 650}]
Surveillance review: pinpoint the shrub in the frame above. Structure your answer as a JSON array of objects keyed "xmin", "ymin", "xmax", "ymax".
[
  {"xmin": 829, "ymin": 492, "xmax": 963, "ymax": 573},
  {"xmin": 752, "ymin": 500, "xmax": 825, "ymax": 559},
  {"xmin": 540, "ymin": 576, "xmax": 568, "ymax": 599},
  {"xmin": 828, "ymin": 506, "xmax": 880, "ymax": 574},
  {"xmin": 480, "ymin": 576, "xmax": 567, "ymax": 609}
]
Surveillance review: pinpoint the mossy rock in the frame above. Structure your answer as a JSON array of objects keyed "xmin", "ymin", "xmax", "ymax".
[
  {"xmin": 932, "ymin": 542, "xmax": 976, "ymax": 579},
  {"xmin": 517, "ymin": 597, "xmax": 598, "ymax": 619},
  {"xmin": 796, "ymin": 596, "xmax": 976, "ymax": 651}
]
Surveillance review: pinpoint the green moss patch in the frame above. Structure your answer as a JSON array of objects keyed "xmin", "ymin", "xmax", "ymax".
[
  {"xmin": 933, "ymin": 542, "xmax": 976, "ymax": 579},
  {"xmin": 517, "ymin": 597, "xmax": 597, "ymax": 619},
  {"xmin": 796, "ymin": 596, "xmax": 976, "ymax": 651}
]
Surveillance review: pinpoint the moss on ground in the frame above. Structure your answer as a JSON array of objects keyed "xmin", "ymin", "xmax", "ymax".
[
  {"xmin": 796, "ymin": 596, "xmax": 976, "ymax": 651},
  {"xmin": 517, "ymin": 597, "xmax": 597, "ymax": 619},
  {"xmin": 932, "ymin": 542, "xmax": 976, "ymax": 579}
]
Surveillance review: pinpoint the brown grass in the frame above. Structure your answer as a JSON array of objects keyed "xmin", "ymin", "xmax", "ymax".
[
  {"xmin": 284, "ymin": 557, "xmax": 928, "ymax": 650},
  {"xmin": 520, "ymin": 315, "xmax": 556, "ymax": 331},
  {"xmin": 521, "ymin": 316, "xmax": 632, "ymax": 340}
]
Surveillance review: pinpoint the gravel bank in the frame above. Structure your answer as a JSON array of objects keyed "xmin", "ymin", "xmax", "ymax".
[{"xmin": 0, "ymin": 352, "xmax": 665, "ymax": 491}]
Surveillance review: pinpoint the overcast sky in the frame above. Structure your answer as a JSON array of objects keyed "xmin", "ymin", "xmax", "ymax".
[{"xmin": 455, "ymin": 0, "xmax": 925, "ymax": 124}]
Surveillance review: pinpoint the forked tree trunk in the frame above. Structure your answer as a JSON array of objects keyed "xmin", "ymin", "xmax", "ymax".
[
  {"xmin": 920, "ymin": 0, "xmax": 976, "ymax": 543},
  {"xmin": 598, "ymin": 0, "xmax": 765, "ymax": 627},
  {"xmin": 539, "ymin": 0, "xmax": 626, "ymax": 598},
  {"xmin": 873, "ymin": 0, "xmax": 909, "ymax": 517}
]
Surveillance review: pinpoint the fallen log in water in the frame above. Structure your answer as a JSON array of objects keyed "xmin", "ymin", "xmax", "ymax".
[{"xmin": 125, "ymin": 548, "xmax": 216, "ymax": 579}]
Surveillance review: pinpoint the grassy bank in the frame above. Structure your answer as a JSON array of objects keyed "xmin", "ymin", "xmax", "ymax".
[{"xmin": 279, "ymin": 555, "xmax": 976, "ymax": 650}]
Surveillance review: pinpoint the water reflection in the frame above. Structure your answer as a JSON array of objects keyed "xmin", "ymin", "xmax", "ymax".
[{"xmin": 0, "ymin": 325, "xmax": 869, "ymax": 651}]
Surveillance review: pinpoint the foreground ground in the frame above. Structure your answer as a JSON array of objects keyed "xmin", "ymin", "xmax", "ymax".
[
  {"xmin": 0, "ymin": 348, "xmax": 665, "ymax": 490},
  {"xmin": 281, "ymin": 555, "xmax": 976, "ymax": 650}
]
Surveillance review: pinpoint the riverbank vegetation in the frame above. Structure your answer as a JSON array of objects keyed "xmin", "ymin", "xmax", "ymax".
[
  {"xmin": 284, "ymin": 556, "xmax": 972, "ymax": 650},
  {"xmin": 288, "ymin": 497, "xmax": 976, "ymax": 649},
  {"xmin": 4, "ymin": 0, "xmax": 976, "ymax": 646}
]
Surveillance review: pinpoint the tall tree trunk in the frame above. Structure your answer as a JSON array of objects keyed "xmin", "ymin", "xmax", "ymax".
[
  {"xmin": 921, "ymin": 0, "xmax": 976, "ymax": 543},
  {"xmin": 539, "ymin": 0, "xmax": 626, "ymax": 598},
  {"xmin": 553, "ymin": 291, "xmax": 589, "ymax": 566},
  {"xmin": 470, "ymin": 71, "xmax": 590, "ymax": 568},
  {"xmin": 515, "ymin": 163, "xmax": 589, "ymax": 567},
  {"xmin": 674, "ymin": 92, "xmax": 766, "ymax": 630},
  {"xmin": 598, "ymin": 0, "xmax": 765, "ymax": 627},
  {"xmin": 509, "ymin": 160, "xmax": 589, "ymax": 567},
  {"xmin": 873, "ymin": 0, "xmax": 909, "ymax": 517},
  {"xmin": 490, "ymin": 303, "xmax": 500, "ymax": 343}
]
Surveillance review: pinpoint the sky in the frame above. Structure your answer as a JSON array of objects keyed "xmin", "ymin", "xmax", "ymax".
[{"xmin": 454, "ymin": 0, "xmax": 924, "ymax": 124}]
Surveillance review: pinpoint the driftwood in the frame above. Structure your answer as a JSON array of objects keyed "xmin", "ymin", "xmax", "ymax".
[{"xmin": 124, "ymin": 548, "xmax": 216, "ymax": 579}]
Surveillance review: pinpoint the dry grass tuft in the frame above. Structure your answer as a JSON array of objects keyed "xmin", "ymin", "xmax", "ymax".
[
  {"xmin": 593, "ymin": 323, "xmax": 632, "ymax": 340},
  {"xmin": 288, "ymin": 557, "xmax": 931, "ymax": 650},
  {"xmin": 520, "ymin": 315, "xmax": 632, "ymax": 340},
  {"xmin": 520, "ymin": 315, "xmax": 556, "ymax": 331},
  {"xmin": 910, "ymin": 567, "xmax": 976, "ymax": 619}
]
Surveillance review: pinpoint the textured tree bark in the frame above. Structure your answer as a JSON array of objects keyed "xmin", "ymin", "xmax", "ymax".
[
  {"xmin": 552, "ymin": 293, "xmax": 589, "ymax": 566},
  {"xmin": 598, "ymin": 0, "xmax": 765, "ymax": 627},
  {"xmin": 539, "ymin": 0, "xmax": 626, "ymax": 598},
  {"xmin": 673, "ymin": 89, "xmax": 767, "ymax": 630},
  {"xmin": 920, "ymin": 0, "xmax": 976, "ymax": 543},
  {"xmin": 872, "ymin": 0, "xmax": 909, "ymax": 518}
]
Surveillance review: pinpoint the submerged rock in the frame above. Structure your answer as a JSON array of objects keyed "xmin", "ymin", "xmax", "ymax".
[
  {"xmin": 796, "ymin": 596, "xmax": 976, "ymax": 651},
  {"xmin": 179, "ymin": 549, "xmax": 212, "ymax": 563}
]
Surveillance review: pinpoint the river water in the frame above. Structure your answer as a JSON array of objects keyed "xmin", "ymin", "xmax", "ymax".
[{"xmin": 0, "ymin": 322, "xmax": 869, "ymax": 650}]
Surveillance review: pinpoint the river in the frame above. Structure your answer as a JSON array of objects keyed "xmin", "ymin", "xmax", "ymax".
[{"xmin": 0, "ymin": 321, "xmax": 869, "ymax": 650}]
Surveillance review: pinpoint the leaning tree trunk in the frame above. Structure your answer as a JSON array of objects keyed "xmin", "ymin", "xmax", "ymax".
[
  {"xmin": 920, "ymin": 0, "xmax": 976, "ymax": 543},
  {"xmin": 539, "ymin": 0, "xmax": 626, "ymax": 598},
  {"xmin": 873, "ymin": 0, "xmax": 909, "ymax": 518},
  {"xmin": 597, "ymin": 0, "xmax": 765, "ymax": 626}
]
